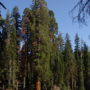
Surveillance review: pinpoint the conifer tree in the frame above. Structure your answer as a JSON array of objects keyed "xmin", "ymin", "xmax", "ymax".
[
  {"xmin": 75, "ymin": 34, "xmax": 85, "ymax": 90},
  {"xmin": 49, "ymin": 10, "xmax": 58, "ymax": 42},
  {"xmin": 78, "ymin": 45, "xmax": 85, "ymax": 90},
  {"xmin": 0, "ymin": 17, "xmax": 7, "ymax": 89},
  {"xmin": 82, "ymin": 43, "xmax": 90, "ymax": 90},
  {"xmin": 64, "ymin": 33, "xmax": 76, "ymax": 90},
  {"xmin": 5, "ymin": 13, "xmax": 18, "ymax": 89},
  {"xmin": 29, "ymin": 0, "xmax": 52, "ymax": 89},
  {"xmin": 48, "ymin": 9, "xmax": 59, "ymax": 88},
  {"xmin": 12, "ymin": 6, "xmax": 21, "ymax": 35},
  {"xmin": 51, "ymin": 34, "xmax": 65, "ymax": 89},
  {"xmin": 1, "ymin": 1, "xmax": 90, "ymax": 90}
]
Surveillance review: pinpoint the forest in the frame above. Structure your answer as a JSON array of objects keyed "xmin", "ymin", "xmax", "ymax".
[{"xmin": 0, "ymin": 0, "xmax": 90, "ymax": 90}]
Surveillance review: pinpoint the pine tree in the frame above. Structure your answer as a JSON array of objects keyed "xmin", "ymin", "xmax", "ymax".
[
  {"xmin": 78, "ymin": 45, "xmax": 85, "ymax": 90},
  {"xmin": 75, "ymin": 34, "xmax": 80, "ymax": 61},
  {"xmin": 51, "ymin": 34, "xmax": 65, "ymax": 89},
  {"xmin": 64, "ymin": 33, "xmax": 76, "ymax": 90},
  {"xmin": 48, "ymin": 10, "xmax": 59, "ymax": 89},
  {"xmin": 5, "ymin": 13, "xmax": 18, "ymax": 89},
  {"xmin": 74, "ymin": 34, "xmax": 85, "ymax": 90},
  {"xmin": 12, "ymin": 6, "xmax": 21, "ymax": 36},
  {"xmin": 0, "ymin": 17, "xmax": 7, "ymax": 89},
  {"xmin": 82, "ymin": 43, "xmax": 90, "ymax": 90},
  {"xmin": 74, "ymin": 33, "xmax": 80, "ymax": 90},
  {"xmin": 49, "ymin": 10, "xmax": 58, "ymax": 42},
  {"xmin": 57, "ymin": 34, "xmax": 65, "ymax": 89}
]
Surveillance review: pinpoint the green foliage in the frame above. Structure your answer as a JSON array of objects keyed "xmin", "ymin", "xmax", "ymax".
[
  {"xmin": 28, "ymin": 0, "xmax": 52, "ymax": 89},
  {"xmin": 0, "ymin": 0, "xmax": 89, "ymax": 90},
  {"xmin": 64, "ymin": 33, "xmax": 77, "ymax": 90},
  {"xmin": 75, "ymin": 34, "xmax": 85, "ymax": 90}
]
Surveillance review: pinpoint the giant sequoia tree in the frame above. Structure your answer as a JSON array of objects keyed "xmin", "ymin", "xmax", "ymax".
[
  {"xmin": 0, "ymin": 0, "xmax": 90, "ymax": 90},
  {"xmin": 29, "ymin": 0, "xmax": 52, "ymax": 89}
]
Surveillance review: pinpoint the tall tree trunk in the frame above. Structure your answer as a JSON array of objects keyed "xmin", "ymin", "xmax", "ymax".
[
  {"xmin": 9, "ymin": 59, "xmax": 12, "ymax": 88},
  {"xmin": 23, "ymin": 76, "xmax": 26, "ymax": 89},
  {"xmin": 36, "ymin": 79, "xmax": 41, "ymax": 90}
]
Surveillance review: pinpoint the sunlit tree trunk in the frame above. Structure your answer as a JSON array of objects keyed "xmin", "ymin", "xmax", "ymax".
[{"xmin": 36, "ymin": 79, "xmax": 41, "ymax": 90}]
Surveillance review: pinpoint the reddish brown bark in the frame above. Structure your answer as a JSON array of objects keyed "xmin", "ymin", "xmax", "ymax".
[{"xmin": 36, "ymin": 80, "xmax": 41, "ymax": 90}]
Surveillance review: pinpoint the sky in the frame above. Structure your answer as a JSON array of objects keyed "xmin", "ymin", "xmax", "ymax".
[{"xmin": 1, "ymin": 0, "xmax": 90, "ymax": 49}]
